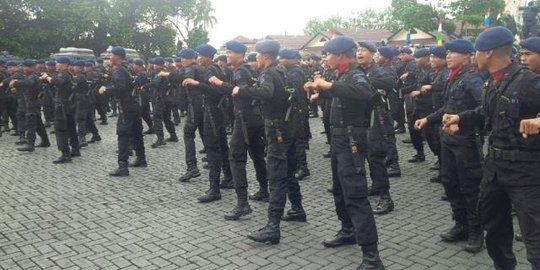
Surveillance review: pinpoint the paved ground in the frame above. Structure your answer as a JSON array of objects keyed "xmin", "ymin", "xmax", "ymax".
[{"xmin": 0, "ymin": 115, "xmax": 531, "ymax": 270}]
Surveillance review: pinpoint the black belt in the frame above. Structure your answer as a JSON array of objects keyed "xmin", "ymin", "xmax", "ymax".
[
  {"xmin": 332, "ymin": 127, "xmax": 366, "ymax": 136},
  {"xmin": 488, "ymin": 147, "xmax": 540, "ymax": 162}
]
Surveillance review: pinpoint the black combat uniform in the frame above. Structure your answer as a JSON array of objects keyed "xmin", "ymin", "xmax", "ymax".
[
  {"xmin": 0, "ymin": 68, "xmax": 17, "ymax": 133},
  {"xmin": 73, "ymin": 69, "xmax": 93, "ymax": 147},
  {"xmin": 408, "ymin": 64, "xmax": 433, "ymax": 161},
  {"xmin": 146, "ymin": 68, "xmax": 177, "ymax": 148}
]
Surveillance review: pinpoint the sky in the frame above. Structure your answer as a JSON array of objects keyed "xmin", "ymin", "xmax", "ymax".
[{"xmin": 208, "ymin": 0, "xmax": 392, "ymax": 47}]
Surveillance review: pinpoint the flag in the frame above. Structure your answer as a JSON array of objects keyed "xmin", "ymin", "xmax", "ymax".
[{"xmin": 437, "ymin": 22, "xmax": 443, "ymax": 46}]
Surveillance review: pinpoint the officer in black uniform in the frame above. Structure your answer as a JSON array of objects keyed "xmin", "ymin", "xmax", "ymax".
[
  {"xmin": 98, "ymin": 46, "xmax": 146, "ymax": 176},
  {"xmin": 209, "ymin": 40, "xmax": 268, "ymax": 220},
  {"xmin": 416, "ymin": 39, "xmax": 485, "ymax": 253},
  {"xmin": 394, "ymin": 47, "xmax": 418, "ymax": 135},
  {"xmin": 11, "ymin": 62, "xmax": 28, "ymax": 146},
  {"xmin": 131, "ymin": 59, "xmax": 153, "ymax": 134},
  {"xmin": 94, "ymin": 58, "xmax": 108, "ymax": 125},
  {"xmin": 239, "ymin": 40, "xmax": 305, "ymax": 245},
  {"xmin": 39, "ymin": 61, "xmax": 55, "ymax": 128},
  {"xmin": 444, "ymin": 26, "xmax": 540, "ymax": 270},
  {"xmin": 83, "ymin": 61, "xmax": 102, "ymax": 144},
  {"xmin": 2, "ymin": 62, "xmax": 23, "ymax": 136},
  {"xmin": 72, "ymin": 60, "xmax": 93, "ymax": 147},
  {"xmin": 43, "ymin": 57, "xmax": 80, "ymax": 163},
  {"xmin": 0, "ymin": 60, "xmax": 17, "ymax": 134},
  {"xmin": 304, "ymin": 36, "xmax": 384, "ymax": 270},
  {"xmin": 520, "ymin": 37, "xmax": 540, "ymax": 74},
  {"xmin": 182, "ymin": 43, "xmax": 233, "ymax": 202},
  {"xmin": 356, "ymin": 41, "xmax": 396, "ymax": 215},
  {"xmin": 177, "ymin": 49, "xmax": 205, "ymax": 182},
  {"xmin": 278, "ymin": 49, "xmax": 311, "ymax": 181},
  {"xmin": 11, "ymin": 60, "xmax": 50, "ymax": 152}
]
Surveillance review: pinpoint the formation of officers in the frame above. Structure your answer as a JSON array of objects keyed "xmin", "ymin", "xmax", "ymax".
[{"xmin": 1, "ymin": 25, "xmax": 540, "ymax": 270}]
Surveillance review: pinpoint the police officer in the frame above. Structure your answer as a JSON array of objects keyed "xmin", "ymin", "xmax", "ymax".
[
  {"xmin": 12, "ymin": 62, "xmax": 28, "ymax": 146},
  {"xmin": 182, "ymin": 43, "xmax": 233, "ymax": 202},
  {"xmin": 98, "ymin": 46, "xmax": 146, "ymax": 176},
  {"xmin": 209, "ymin": 40, "xmax": 268, "ymax": 219},
  {"xmin": 0, "ymin": 60, "xmax": 16, "ymax": 134},
  {"xmin": 1, "ymin": 61, "xmax": 22, "ymax": 136},
  {"xmin": 131, "ymin": 59, "xmax": 154, "ymax": 134},
  {"xmin": 357, "ymin": 41, "xmax": 396, "ymax": 215},
  {"xmin": 444, "ymin": 26, "xmax": 540, "ymax": 269},
  {"xmin": 83, "ymin": 61, "xmax": 102, "ymax": 144},
  {"xmin": 94, "ymin": 58, "xmax": 108, "ymax": 125},
  {"xmin": 394, "ymin": 47, "xmax": 418, "ymax": 135},
  {"xmin": 237, "ymin": 40, "xmax": 305, "ymax": 244},
  {"xmin": 11, "ymin": 60, "xmax": 50, "ymax": 152},
  {"xmin": 43, "ymin": 57, "xmax": 80, "ymax": 163},
  {"xmin": 72, "ymin": 60, "xmax": 93, "ymax": 147},
  {"xmin": 520, "ymin": 36, "xmax": 540, "ymax": 74},
  {"xmin": 415, "ymin": 39, "xmax": 485, "ymax": 253},
  {"xmin": 304, "ymin": 36, "xmax": 384, "ymax": 270}
]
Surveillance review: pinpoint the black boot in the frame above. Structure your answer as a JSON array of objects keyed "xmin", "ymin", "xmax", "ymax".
[
  {"xmin": 53, "ymin": 154, "xmax": 72, "ymax": 164},
  {"xmin": 387, "ymin": 163, "xmax": 401, "ymax": 178},
  {"xmin": 440, "ymin": 223, "xmax": 468, "ymax": 242},
  {"xmin": 15, "ymin": 136, "xmax": 27, "ymax": 145},
  {"xmin": 198, "ymin": 180, "xmax": 221, "ymax": 203},
  {"xmin": 79, "ymin": 136, "xmax": 88, "ymax": 148},
  {"xmin": 143, "ymin": 128, "xmax": 155, "ymax": 135},
  {"xmin": 109, "ymin": 161, "xmax": 129, "ymax": 177},
  {"xmin": 323, "ymin": 228, "xmax": 356, "ymax": 248},
  {"xmin": 407, "ymin": 153, "xmax": 425, "ymax": 163},
  {"xmin": 71, "ymin": 149, "xmax": 81, "ymax": 157},
  {"xmin": 179, "ymin": 166, "xmax": 201, "ymax": 182},
  {"xmin": 249, "ymin": 189, "xmax": 269, "ymax": 202},
  {"xmin": 367, "ymin": 186, "xmax": 379, "ymax": 196},
  {"xmin": 358, "ymin": 247, "xmax": 385, "ymax": 270},
  {"xmin": 394, "ymin": 125, "xmax": 406, "ymax": 134},
  {"xmin": 36, "ymin": 139, "xmax": 51, "ymax": 148},
  {"xmin": 17, "ymin": 144, "xmax": 35, "ymax": 152},
  {"xmin": 220, "ymin": 175, "xmax": 234, "ymax": 189},
  {"xmin": 430, "ymin": 160, "xmax": 440, "ymax": 170},
  {"xmin": 373, "ymin": 194, "xmax": 394, "ymax": 215},
  {"xmin": 166, "ymin": 135, "xmax": 178, "ymax": 142},
  {"xmin": 151, "ymin": 138, "xmax": 166, "ymax": 148},
  {"xmin": 282, "ymin": 205, "xmax": 307, "ymax": 222},
  {"xmin": 294, "ymin": 167, "xmax": 311, "ymax": 180},
  {"xmin": 247, "ymin": 221, "xmax": 280, "ymax": 245},
  {"xmin": 464, "ymin": 228, "xmax": 484, "ymax": 253},
  {"xmin": 88, "ymin": 135, "xmax": 102, "ymax": 143},
  {"xmin": 100, "ymin": 119, "xmax": 108, "ymax": 125},
  {"xmin": 129, "ymin": 157, "xmax": 148, "ymax": 167},
  {"xmin": 224, "ymin": 189, "xmax": 252, "ymax": 220}
]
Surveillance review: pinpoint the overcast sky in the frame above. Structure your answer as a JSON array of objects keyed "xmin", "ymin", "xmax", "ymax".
[{"xmin": 208, "ymin": 0, "xmax": 392, "ymax": 47}]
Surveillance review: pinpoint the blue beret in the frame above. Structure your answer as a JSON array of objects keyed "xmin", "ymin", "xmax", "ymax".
[
  {"xmin": 6, "ymin": 61, "xmax": 18, "ymax": 67},
  {"xmin": 520, "ymin": 37, "xmax": 540, "ymax": 53},
  {"xmin": 445, "ymin": 39, "xmax": 474, "ymax": 54},
  {"xmin": 73, "ymin": 60, "xmax": 85, "ymax": 67},
  {"xmin": 378, "ymin": 47, "xmax": 394, "ymax": 59},
  {"xmin": 413, "ymin": 48, "xmax": 430, "ymax": 58},
  {"xmin": 215, "ymin": 55, "xmax": 227, "ymax": 62},
  {"xmin": 399, "ymin": 47, "xmax": 413, "ymax": 54},
  {"xmin": 226, "ymin": 41, "xmax": 247, "ymax": 54},
  {"xmin": 310, "ymin": 55, "xmax": 321, "ymax": 61},
  {"xmin": 46, "ymin": 60, "xmax": 56, "ymax": 66},
  {"xmin": 22, "ymin": 60, "xmax": 36, "ymax": 67},
  {"xmin": 358, "ymin": 41, "xmax": 377, "ymax": 53},
  {"xmin": 127, "ymin": 58, "xmax": 134, "ymax": 64},
  {"xmin": 430, "ymin": 46, "xmax": 447, "ymax": 59},
  {"xmin": 324, "ymin": 36, "xmax": 356, "ymax": 54},
  {"xmin": 36, "ymin": 59, "xmax": 45, "ymax": 64},
  {"xmin": 279, "ymin": 49, "xmax": 301, "ymax": 59},
  {"xmin": 0, "ymin": 60, "xmax": 5, "ymax": 66},
  {"xmin": 475, "ymin": 26, "xmax": 514, "ymax": 52},
  {"xmin": 153, "ymin": 57, "xmax": 165, "ymax": 66},
  {"xmin": 255, "ymin": 39, "xmax": 281, "ymax": 55},
  {"xmin": 246, "ymin": 53, "xmax": 257, "ymax": 62},
  {"xmin": 84, "ymin": 61, "xmax": 94, "ymax": 67},
  {"xmin": 165, "ymin": 57, "xmax": 173, "ymax": 63},
  {"xmin": 111, "ymin": 46, "xmax": 126, "ymax": 58},
  {"xmin": 195, "ymin": 44, "xmax": 217, "ymax": 58},
  {"xmin": 56, "ymin": 57, "xmax": 71, "ymax": 64},
  {"xmin": 96, "ymin": 57, "xmax": 104, "ymax": 63},
  {"xmin": 178, "ymin": 48, "xmax": 197, "ymax": 59},
  {"xmin": 133, "ymin": 59, "xmax": 145, "ymax": 66}
]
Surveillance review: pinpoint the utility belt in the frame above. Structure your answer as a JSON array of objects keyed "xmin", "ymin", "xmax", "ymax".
[
  {"xmin": 335, "ymin": 125, "xmax": 366, "ymax": 174},
  {"xmin": 489, "ymin": 147, "xmax": 540, "ymax": 162}
]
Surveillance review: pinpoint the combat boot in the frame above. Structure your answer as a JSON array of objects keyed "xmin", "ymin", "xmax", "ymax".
[
  {"xmin": 294, "ymin": 167, "xmax": 311, "ymax": 180},
  {"xmin": 198, "ymin": 181, "xmax": 221, "ymax": 203},
  {"xmin": 323, "ymin": 227, "xmax": 356, "ymax": 248},
  {"xmin": 373, "ymin": 194, "xmax": 394, "ymax": 215},
  {"xmin": 151, "ymin": 138, "xmax": 166, "ymax": 148},
  {"xmin": 387, "ymin": 163, "xmax": 401, "ymax": 177},
  {"xmin": 224, "ymin": 188, "xmax": 252, "ymax": 220},
  {"xmin": 282, "ymin": 205, "xmax": 307, "ymax": 222},
  {"xmin": 179, "ymin": 166, "xmax": 201, "ymax": 182},
  {"xmin": 220, "ymin": 175, "xmax": 234, "ymax": 189},
  {"xmin": 71, "ymin": 149, "xmax": 81, "ymax": 157},
  {"xmin": 109, "ymin": 161, "xmax": 129, "ymax": 177},
  {"xmin": 53, "ymin": 154, "xmax": 72, "ymax": 164},
  {"xmin": 249, "ymin": 189, "xmax": 269, "ymax": 202},
  {"xmin": 129, "ymin": 157, "xmax": 147, "ymax": 168},
  {"xmin": 36, "ymin": 138, "xmax": 51, "ymax": 148},
  {"xmin": 143, "ymin": 128, "xmax": 155, "ymax": 135},
  {"xmin": 440, "ymin": 223, "xmax": 468, "ymax": 242},
  {"xmin": 166, "ymin": 135, "xmax": 178, "ymax": 142},
  {"xmin": 407, "ymin": 153, "xmax": 425, "ymax": 163},
  {"xmin": 79, "ymin": 136, "xmax": 88, "ymax": 148},
  {"xmin": 17, "ymin": 144, "xmax": 35, "ymax": 152},
  {"xmin": 247, "ymin": 221, "xmax": 280, "ymax": 245},
  {"xmin": 15, "ymin": 135, "xmax": 27, "ymax": 145},
  {"xmin": 464, "ymin": 229, "xmax": 484, "ymax": 253},
  {"xmin": 358, "ymin": 246, "xmax": 385, "ymax": 270}
]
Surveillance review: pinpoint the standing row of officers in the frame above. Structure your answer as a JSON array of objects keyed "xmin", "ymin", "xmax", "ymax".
[{"xmin": 1, "ymin": 25, "xmax": 540, "ymax": 270}]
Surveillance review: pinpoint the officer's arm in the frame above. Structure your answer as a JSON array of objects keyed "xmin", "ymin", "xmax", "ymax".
[
  {"xmin": 330, "ymin": 71, "xmax": 374, "ymax": 100},
  {"xmin": 13, "ymin": 76, "xmax": 38, "ymax": 88},
  {"xmin": 221, "ymin": 68, "xmax": 250, "ymax": 95},
  {"xmin": 238, "ymin": 71, "xmax": 274, "ymax": 100},
  {"xmin": 197, "ymin": 68, "xmax": 224, "ymax": 97},
  {"xmin": 51, "ymin": 72, "xmax": 69, "ymax": 86},
  {"xmin": 369, "ymin": 67, "xmax": 396, "ymax": 91},
  {"xmin": 456, "ymin": 75, "xmax": 486, "ymax": 128},
  {"xmin": 106, "ymin": 69, "xmax": 127, "ymax": 95}
]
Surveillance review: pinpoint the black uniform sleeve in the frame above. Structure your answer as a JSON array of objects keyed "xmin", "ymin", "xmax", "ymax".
[
  {"xmin": 331, "ymin": 69, "xmax": 375, "ymax": 100},
  {"xmin": 238, "ymin": 69, "xmax": 275, "ymax": 100}
]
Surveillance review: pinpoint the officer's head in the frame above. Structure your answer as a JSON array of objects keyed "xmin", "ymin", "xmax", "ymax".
[
  {"xmin": 474, "ymin": 26, "xmax": 514, "ymax": 72},
  {"xmin": 35, "ymin": 60, "xmax": 45, "ymax": 71},
  {"xmin": 376, "ymin": 47, "xmax": 393, "ymax": 65},
  {"xmin": 132, "ymin": 59, "xmax": 145, "ymax": 73},
  {"xmin": 520, "ymin": 37, "xmax": 540, "ymax": 73},
  {"xmin": 84, "ymin": 62, "xmax": 94, "ymax": 73},
  {"xmin": 444, "ymin": 39, "xmax": 474, "ymax": 69},
  {"xmin": 246, "ymin": 53, "xmax": 258, "ymax": 70},
  {"xmin": 429, "ymin": 46, "xmax": 447, "ymax": 70},
  {"xmin": 278, "ymin": 49, "xmax": 301, "ymax": 67},
  {"xmin": 72, "ymin": 61, "xmax": 85, "ymax": 74},
  {"xmin": 308, "ymin": 55, "xmax": 321, "ymax": 67},
  {"xmin": 178, "ymin": 49, "xmax": 197, "ymax": 67},
  {"xmin": 323, "ymin": 36, "xmax": 357, "ymax": 69},
  {"xmin": 174, "ymin": 57, "xmax": 182, "ymax": 69},
  {"xmin": 6, "ymin": 62, "xmax": 18, "ymax": 74},
  {"xmin": 225, "ymin": 40, "xmax": 247, "ymax": 66},
  {"xmin": 356, "ymin": 41, "xmax": 376, "ymax": 68},
  {"xmin": 215, "ymin": 55, "xmax": 227, "ymax": 69},
  {"xmin": 195, "ymin": 44, "xmax": 217, "ymax": 67},
  {"xmin": 255, "ymin": 39, "xmax": 280, "ymax": 71},
  {"xmin": 398, "ymin": 47, "xmax": 413, "ymax": 62},
  {"xmin": 413, "ymin": 48, "xmax": 431, "ymax": 67},
  {"xmin": 21, "ymin": 60, "xmax": 35, "ymax": 75},
  {"xmin": 153, "ymin": 57, "xmax": 165, "ymax": 72},
  {"xmin": 56, "ymin": 57, "xmax": 71, "ymax": 71},
  {"xmin": 111, "ymin": 46, "xmax": 126, "ymax": 66}
]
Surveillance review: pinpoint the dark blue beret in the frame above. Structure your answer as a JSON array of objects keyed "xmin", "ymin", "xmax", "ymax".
[
  {"xmin": 73, "ymin": 60, "xmax": 85, "ymax": 67},
  {"xmin": 6, "ymin": 61, "xmax": 18, "ymax": 67},
  {"xmin": 430, "ymin": 46, "xmax": 447, "ymax": 59},
  {"xmin": 22, "ymin": 60, "xmax": 36, "ymax": 67},
  {"xmin": 127, "ymin": 58, "xmax": 134, "ymax": 64},
  {"xmin": 56, "ymin": 57, "xmax": 71, "ymax": 64},
  {"xmin": 215, "ymin": 55, "xmax": 227, "ymax": 62},
  {"xmin": 226, "ymin": 41, "xmax": 247, "ymax": 54},
  {"xmin": 133, "ymin": 59, "xmax": 145, "ymax": 66},
  {"xmin": 174, "ymin": 57, "xmax": 181, "ymax": 63},
  {"xmin": 84, "ymin": 61, "xmax": 94, "ymax": 67},
  {"xmin": 153, "ymin": 57, "xmax": 165, "ymax": 66},
  {"xmin": 111, "ymin": 46, "xmax": 126, "ymax": 58},
  {"xmin": 96, "ymin": 57, "xmax": 104, "ymax": 63},
  {"xmin": 413, "ymin": 48, "xmax": 430, "ymax": 58},
  {"xmin": 358, "ymin": 41, "xmax": 377, "ymax": 53},
  {"xmin": 392, "ymin": 48, "xmax": 400, "ymax": 56},
  {"xmin": 46, "ymin": 60, "xmax": 56, "ymax": 66},
  {"xmin": 445, "ymin": 39, "xmax": 474, "ymax": 54},
  {"xmin": 324, "ymin": 36, "xmax": 356, "ymax": 54},
  {"xmin": 310, "ymin": 55, "xmax": 321, "ymax": 61},
  {"xmin": 279, "ymin": 49, "xmax": 301, "ymax": 59},
  {"xmin": 195, "ymin": 44, "xmax": 217, "ymax": 58},
  {"xmin": 36, "ymin": 59, "xmax": 45, "ymax": 64},
  {"xmin": 178, "ymin": 49, "xmax": 197, "ymax": 59},
  {"xmin": 399, "ymin": 47, "xmax": 413, "ymax": 54},
  {"xmin": 246, "ymin": 53, "xmax": 257, "ymax": 62},
  {"xmin": 255, "ymin": 39, "xmax": 280, "ymax": 55},
  {"xmin": 0, "ymin": 60, "xmax": 5, "ymax": 66},
  {"xmin": 520, "ymin": 37, "xmax": 540, "ymax": 53},
  {"xmin": 475, "ymin": 26, "xmax": 514, "ymax": 52},
  {"xmin": 378, "ymin": 47, "xmax": 394, "ymax": 59},
  {"xmin": 165, "ymin": 57, "xmax": 173, "ymax": 63}
]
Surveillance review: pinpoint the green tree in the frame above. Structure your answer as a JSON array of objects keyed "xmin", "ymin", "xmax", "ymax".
[
  {"xmin": 449, "ymin": 0, "xmax": 505, "ymax": 36},
  {"xmin": 303, "ymin": 16, "xmax": 347, "ymax": 36},
  {"xmin": 389, "ymin": 0, "xmax": 439, "ymax": 31}
]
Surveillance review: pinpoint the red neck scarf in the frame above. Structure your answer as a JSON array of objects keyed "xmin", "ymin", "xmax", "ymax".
[
  {"xmin": 336, "ymin": 63, "xmax": 352, "ymax": 77},
  {"xmin": 491, "ymin": 67, "xmax": 508, "ymax": 86},
  {"xmin": 448, "ymin": 66, "xmax": 464, "ymax": 82}
]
